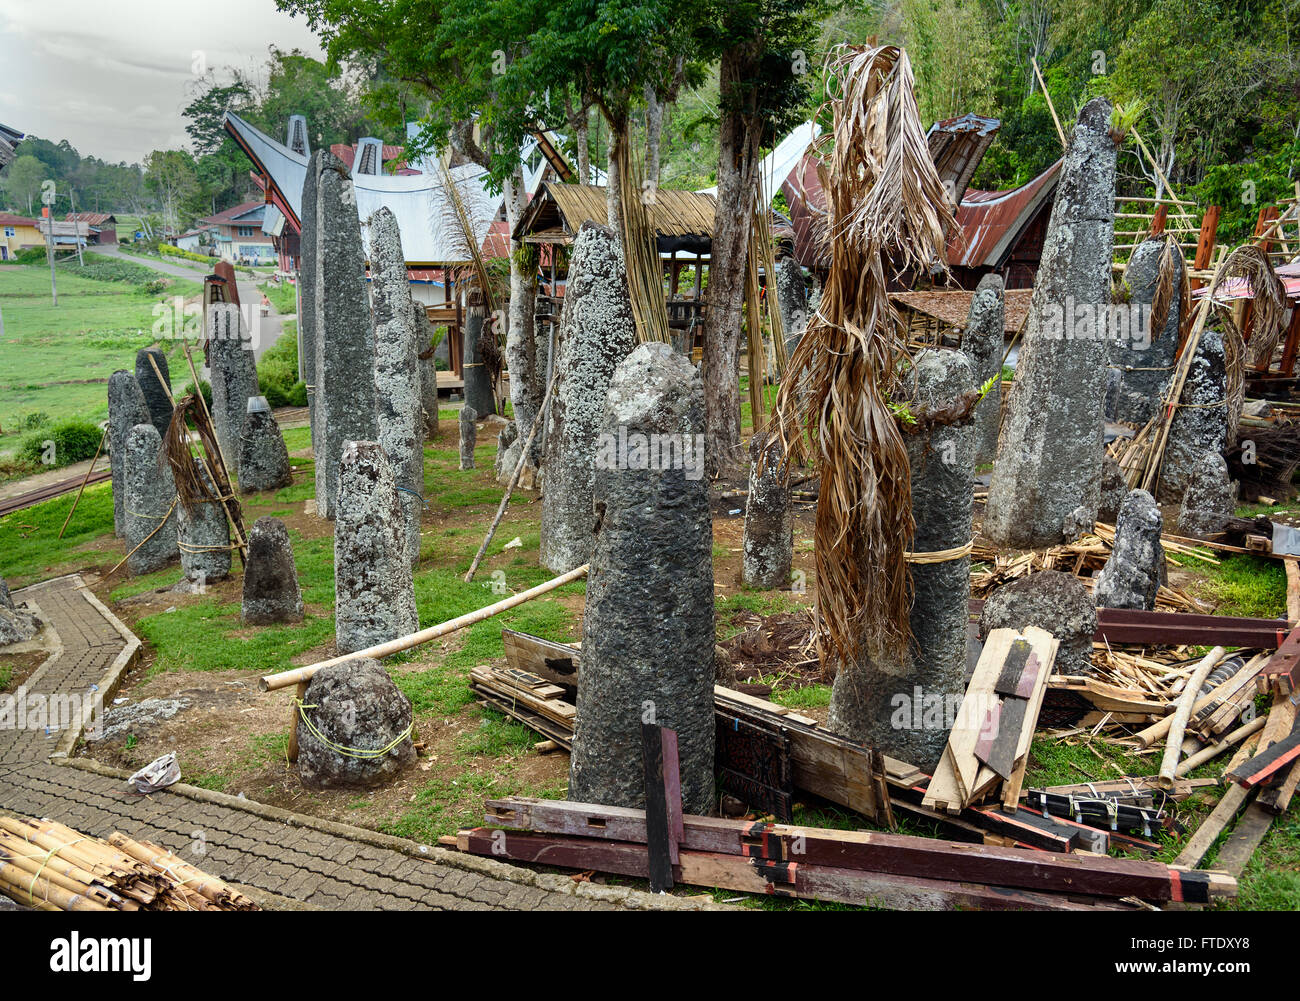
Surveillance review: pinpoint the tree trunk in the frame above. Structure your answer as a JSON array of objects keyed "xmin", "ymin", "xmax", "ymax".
[
  {"xmin": 565, "ymin": 98, "xmax": 592, "ymax": 183},
  {"xmin": 503, "ymin": 168, "xmax": 539, "ymax": 456},
  {"xmin": 645, "ymin": 84, "xmax": 665, "ymax": 186},
  {"xmin": 702, "ymin": 52, "xmax": 762, "ymax": 480}
]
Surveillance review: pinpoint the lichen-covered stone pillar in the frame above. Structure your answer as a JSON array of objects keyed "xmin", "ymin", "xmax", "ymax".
[
  {"xmin": 367, "ymin": 207, "xmax": 423, "ymax": 568},
  {"xmin": 1094, "ymin": 488, "xmax": 1165, "ymax": 610},
  {"xmin": 123, "ymin": 423, "xmax": 178, "ymax": 576},
  {"xmin": 1106, "ymin": 238, "xmax": 1183, "ymax": 426},
  {"xmin": 960, "ymin": 273, "xmax": 1005, "ymax": 465},
  {"xmin": 742, "ymin": 432, "xmax": 792, "ymax": 589},
  {"xmin": 411, "ymin": 300, "xmax": 439, "ymax": 439},
  {"xmin": 241, "ymin": 516, "xmax": 304, "ymax": 625},
  {"xmin": 827, "ymin": 349, "xmax": 976, "ymax": 771},
  {"xmin": 462, "ymin": 297, "xmax": 495, "ymax": 418},
  {"xmin": 135, "ymin": 346, "xmax": 173, "ymax": 437},
  {"xmin": 1159, "ymin": 327, "xmax": 1228, "ymax": 503},
  {"xmin": 540, "ymin": 221, "xmax": 638, "ymax": 573},
  {"xmin": 300, "ymin": 151, "xmax": 322, "ymax": 439},
  {"xmin": 334, "ymin": 440, "xmax": 418, "ymax": 654},
  {"xmin": 108, "ymin": 370, "xmax": 151, "ymax": 538},
  {"xmin": 985, "ymin": 98, "xmax": 1116, "ymax": 548},
  {"xmin": 237, "ymin": 397, "xmax": 293, "ymax": 493},
  {"xmin": 569, "ymin": 343, "xmax": 715, "ymax": 814},
  {"xmin": 1178, "ymin": 451, "xmax": 1236, "ymax": 538},
  {"xmin": 177, "ymin": 467, "xmax": 231, "ymax": 587},
  {"xmin": 207, "ymin": 302, "xmax": 259, "ymax": 481},
  {"xmin": 776, "ymin": 255, "xmax": 809, "ymax": 359},
  {"xmin": 314, "ymin": 153, "xmax": 378, "ymax": 520},
  {"xmin": 458, "ymin": 406, "xmax": 477, "ymax": 470}
]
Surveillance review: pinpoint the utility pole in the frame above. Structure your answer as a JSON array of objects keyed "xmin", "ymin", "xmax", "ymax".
[
  {"xmin": 68, "ymin": 186, "xmax": 85, "ymax": 267},
  {"xmin": 41, "ymin": 205, "xmax": 58, "ymax": 307}
]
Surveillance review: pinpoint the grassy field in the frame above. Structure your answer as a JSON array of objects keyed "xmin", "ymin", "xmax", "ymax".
[{"xmin": 0, "ymin": 257, "xmax": 202, "ymax": 440}]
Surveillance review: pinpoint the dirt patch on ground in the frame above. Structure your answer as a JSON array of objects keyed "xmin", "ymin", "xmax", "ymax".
[{"xmin": 0, "ymin": 650, "xmax": 49, "ymax": 694}]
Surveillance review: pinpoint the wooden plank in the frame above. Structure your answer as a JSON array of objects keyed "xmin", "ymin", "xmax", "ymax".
[
  {"xmin": 641, "ymin": 724, "xmax": 674, "ymax": 891},
  {"xmin": 457, "ymin": 828, "xmax": 1124, "ymax": 911},
  {"xmin": 1257, "ymin": 756, "xmax": 1300, "ymax": 814},
  {"xmin": 1173, "ymin": 783, "xmax": 1251, "ymax": 868},
  {"xmin": 993, "ymin": 638, "xmax": 1035, "ymax": 697},
  {"xmin": 977, "ymin": 697, "xmax": 1026, "ymax": 780},
  {"xmin": 1001, "ymin": 636, "xmax": 1057, "ymax": 811},
  {"xmin": 1226, "ymin": 730, "xmax": 1300, "ymax": 788},
  {"xmin": 1287, "ymin": 559, "xmax": 1300, "ymax": 623},
  {"xmin": 1215, "ymin": 802, "xmax": 1274, "ymax": 879},
  {"xmin": 484, "ymin": 797, "xmax": 1233, "ymax": 902},
  {"xmin": 1257, "ymin": 626, "xmax": 1300, "ymax": 696}
]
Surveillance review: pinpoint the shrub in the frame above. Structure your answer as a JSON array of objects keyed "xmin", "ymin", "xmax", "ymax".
[
  {"xmin": 257, "ymin": 331, "xmax": 306, "ymax": 408},
  {"xmin": 21, "ymin": 412, "xmax": 50, "ymax": 431},
  {"xmin": 19, "ymin": 418, "xmax": 103, "ymax": 468},
  {"xmin": 179, "ymin": 379, "xmax": 212, "ymax": 410},
  {"xmin": 14, "ymin": 247, "xmax": 46, "ymax": 265}
]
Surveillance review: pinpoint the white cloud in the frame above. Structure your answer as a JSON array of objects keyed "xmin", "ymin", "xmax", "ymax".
[{"xmin": 0, "ymin": 0, "xmax": 323, "ymax": 163}]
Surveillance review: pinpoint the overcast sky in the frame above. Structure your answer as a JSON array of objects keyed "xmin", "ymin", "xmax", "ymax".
[{"xmin": 0, "ymin": 0, "xmax": 324, "ymax": 164}]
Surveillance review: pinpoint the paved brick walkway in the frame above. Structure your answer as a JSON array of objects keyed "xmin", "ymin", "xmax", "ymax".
[{"xmin": 0, "ymin": 577, "xmax": 702, "ymax": 911}]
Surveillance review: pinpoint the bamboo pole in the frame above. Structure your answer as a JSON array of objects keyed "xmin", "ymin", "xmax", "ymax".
[
  {"xmin": 464, "ymin": 373, "xmax": 557, "ymax": 583},
  {"xmin": 1175, "ymin": 714, "xmax": 1266, "ymax": 776},
  {"xmin": 260, "ymin": 563, "xmax": 590, "ymax": 691},
  {"xmin": 56, "ymin": 427, "xmax": 107, "ymax": 539},
  {"xmin": 1132, "ymin": 647, "xmax": 1238, "ymax": 749},
  {"xmin": 1158, "ymin": 646, "xmax": 1227, "ymax": 789},
  {"xmin": 1031, "ymin": 58, "xmax": 1066, "ymax": 150}
]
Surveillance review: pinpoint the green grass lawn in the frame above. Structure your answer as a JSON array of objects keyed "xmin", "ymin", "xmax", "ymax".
[{"xmin": 0, "ymin": 258, "xmax": 201, "ymax": 436}]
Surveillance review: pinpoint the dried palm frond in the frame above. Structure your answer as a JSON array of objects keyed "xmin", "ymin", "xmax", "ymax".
[
  {"xmin": 161, "ymin": 394, "xmax": 246, "ymax": 562},
  {"xmin": 772, "ymin": 43, "xmax": 957, "ymax": 668},
  {"xmin": 1211, "ymin": 244, "xmax": 1286, "ymax": 368},
  {"xmin": 437, "ymin": 160, "xmax": 497, "ymax": 316},
  {"xmin": 615, "ymin": 138, "xmax": 672, "ymax": 344}
]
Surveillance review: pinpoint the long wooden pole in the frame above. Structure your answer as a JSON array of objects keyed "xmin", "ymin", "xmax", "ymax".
[
  {"xmin": 1175, "ymin": 714, "xmax": 1266, "ymax": 777},
  {"xmin": 1031, "ymin": 58, "xmax": 1066, "ymax": 151},
  {"xmin": 56, "ymin": 428, "xmax": 107, "ymax": 539},
  {"xmin": 260, "ymin": 563, "xmax": 590, "ymax": 691},
  {"xmin": 464, "ymin": 374, "xmax": 557, "ymax": 583},
  {"xmin": 1158, "ymin": 646, "xmax": 1227, "ymax": 789}
]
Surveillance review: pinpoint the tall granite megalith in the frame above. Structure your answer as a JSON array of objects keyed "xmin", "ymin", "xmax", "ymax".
[
  {"xmin": 207, "ymin": 302, "xmax": 259, "ymax": 481},
  {"xmin": 1160, "ymin": 327, "xmax": 1228, "ymax": 503},
  {"xmin": 742, "ymin": 431, "xmax": 792, "ymax": 589},
  {"xmin": 462, "ymin": 296, "xmax": 496, "ymax": 418},
  {"xmin": 776, "ymin": 255, "xmax": 809, "ymax": 360},
  {"xmin": 108, "ymin": 370, "xmax": 151, "ymax": 538},
  {"xmin": 135, "ymin": 347, "xmax": 173, "ymax": 437},
  {"xmin": 539, "ymin": 222, "xmax": 637, "ymax": 573},
  {"xmin": 314, "ymin": 153, "xmax": 378, "ymax": 520},
  {"xmin": 828, "ymin": 349, "xmax": 976, "ymax": 770},
  {"xmin": 334, "ymin": 440, "xmax": 418, "ymax": 655},
  {"xmin": 569, "ymin": 343, "xmax": 715, "ymax": 814},
  {"xmin": 367, "ymin": 207, "xmax": 423, "ymax": 567},
  {"xmin": 411, "ymin": 301, "xmax": 440, "ymax": 439},
  {"xmin": 241, "ymin": 516, "xmax": 304, "ymax": 625},
  {"xmin": 176, "ymin": 467, "xmax": 231, "ymax": 587},
  {"xmin": 1106, "ymin": 238, "xmax": 1184, "ymax": 426},
  {"xmin": 961, "ymin": 273, "xmax": 1005, "ymax": 465},
  {"xmin": 985, "ymin": 98, "xmax": 1117, "ymax": 547},
  {"xmin": 123, "ymin": 423, "xmax": 178, "ymax": 576},
  {"xmin": 1094, "ymin": 489, "xmax": 1165, "ymax": 610}
]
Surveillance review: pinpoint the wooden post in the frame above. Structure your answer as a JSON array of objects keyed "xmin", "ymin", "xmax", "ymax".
[
  {"xmin": 641, "ymin": 724, "xmax": 678, "ymax": 892},
  {"xmin": 287, "ymin": 680, "xmax": 307, "ymax": 763},
  {"xmin": 56, "ymin": 429, "xmax": 107, "ymax": 539},
  {"xmin": 1150, "ymin": 204, "xmax": 1168, "ymax": 236},
  {"xmin": 1191, "ymin": 204, "xmax": 1220, "ymax": 290}
]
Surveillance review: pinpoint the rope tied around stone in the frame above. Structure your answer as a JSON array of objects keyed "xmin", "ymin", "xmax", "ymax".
[
  {"xmin": 294, "ymin": 699, "xmax": 413, "ymax": 759},
  {"xmin": 108, "ymin": 497, "xmax": 179, "ymax": 576},
  {"xmin": 177, "ymin": 539, "xmax": 239, "ymax": 554},
  {"xmin": 903, "ymin": 540, "xmax": 974, "ymax": 564}
]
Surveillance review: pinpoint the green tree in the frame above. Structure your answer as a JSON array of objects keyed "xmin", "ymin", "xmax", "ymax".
[
  {"xmin": 144, "ymin": 149, "xmax": 199, "ymax": 234},
  {"xmin": 1, "ymin": 154, "xmax": 47, "ymax": 215}
]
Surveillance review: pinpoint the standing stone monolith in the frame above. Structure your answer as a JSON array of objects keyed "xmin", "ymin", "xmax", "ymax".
[
  {"xmin": 1098, "ymin": 451, "xmax": 1128, "ymax": 523},
  {"xmin": 540, "ymin": 222, "xmax": 638, "ymax": 573},
  {"xmin": 314, "ymin": 152, "xmax": 378, "ymax": 520},
  {"xmin": 742, "ymin": 432, "xmax": 792, "ymax": 589},
  {"xmin": 1106, "ymin": 238, "xmax": 1184, "ymax": 426},
  {"xmin": 108, "ymin": 370, "xmax": 151, "ymax": 538},
  {"xmin": 458, "ymin": 406, "xmax": 477, "ymax": 470},
  {"xmin": 569, "ymin": 343, "xmax": 715, "ymax": 814},
  {"xmin": 297, "ymin": 658, "xmax": 416, "ymax": 789},
  {"xmin": 367, "ymin": 207, "xmax": 423, "ymax": 567},
  {"xmin": 776, "ymin": 255, "xmax": 808, "ymax": 359},
  {"xmin": 1094, "ymin": 489, "xmax": 1165, "ymax": 610},
  {"xmin": 135, "ymin": 347, "xmax": 173, "ymax": 437},
  {"xmin": 123, "ymin": 423, "xmax": 178, "ymax": 576},
  {"xmin": 961, "ymin": 273, "xmax": 1005, "ymax": 465},
  {"xmin": 241, "ymin": 516, "xmax": 303, "ymax": 625},
  {"xmin": 176, "ymin": 467, "xmax": 231, "ymax": 589},
  {"xmin": 1178, "ymin": 451, "xmax": 1236, "ymax": 539},
  {"xmin": 207, "ymin": 302, "xmax": 259, "ymax": 481},
  {"xmin": 985, "ymin": 98, "xmax": 1117, "ymax": 548},
  {"xmin": 979, "ymin": 571, "xmax": 1097, "ymax": 675},
  {"xmin": 1159, "ymin": 327, "xmax": 1228, "ymax": 503},
  {"xmin": 300, "ymin": 151, "xmax": 321, "ymax": 438},
  {"xmin": 827, "ymin": 349, "xmax": 976, "ymax": 770},
  {"xmin": 462, "ymin": 296, "xmax": 496, "ymax": 418},
  {"xmin": 334, "ymin": 440, "xmax": 418, "ymax": 655},
  {"xmin": 411, "ymin": 300, "xmax": 439, "ymax": 439},
  {"xmin": 237, "ymin": 396, "xmax": 293, "ymax": 493}
]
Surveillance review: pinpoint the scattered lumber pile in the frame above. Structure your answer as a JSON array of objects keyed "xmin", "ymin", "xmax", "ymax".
[{"xmin": 0, "ymin": 816, "xmax": 258, "ymax": 911}]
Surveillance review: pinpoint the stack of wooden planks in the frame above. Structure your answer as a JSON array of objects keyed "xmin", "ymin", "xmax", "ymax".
[
  {"xmin": 458, "ymin": 795, "xmax": 1236, "ymax": 911},
  {"xmin": 923, "ymin": 627, "xmax": 1056, "ymax": 814},
  {"xmin": 0, "ymin": 816, "xmax": 258, "ymax": 911}
]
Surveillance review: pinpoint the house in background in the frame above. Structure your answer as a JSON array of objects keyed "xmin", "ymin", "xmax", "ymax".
[
  {"xmin": 66, "ymin": 211, "xmax": 118, "ymax": 244},
  {"xmin": 174, "ymin": 225, "xmax": 216, "ymax": 253},
  {"xmin": 35, "ymin": 217, "xmax": 89, "ymax": 252},
  {"xmin": 0, "ymin": 212, "xmax": 42, "ymax": 260},
  {"xmin": 198, "ymin": 201, "xmax": 275, "ymax": 264}
]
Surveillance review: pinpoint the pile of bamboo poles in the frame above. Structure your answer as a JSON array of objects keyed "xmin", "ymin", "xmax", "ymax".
[
  {"xmin": 971, "ymin": 523, "xmax": 1210, "ymax": 612},
  {"xmin": 0, "ymin": 816, "xmax": 258, "ymax": 911}
]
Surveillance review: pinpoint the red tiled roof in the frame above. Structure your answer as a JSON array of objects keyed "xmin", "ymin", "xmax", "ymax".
[
  {"xmin": 200, "ymin": 200, "xmax": 267, "ymax": 225},
  {"xmin": 330, "ymin": 142, "xmax": 412, "ymax": 174}
]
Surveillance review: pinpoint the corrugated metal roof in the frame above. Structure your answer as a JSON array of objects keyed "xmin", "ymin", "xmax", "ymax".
[
  {"xmin": 946, "ymin": 160, "xmax": 1061, "ymax": 268},
  {"xmin": 927, "ymin": 113, "xmax": 1000, "ymax": 206}
]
